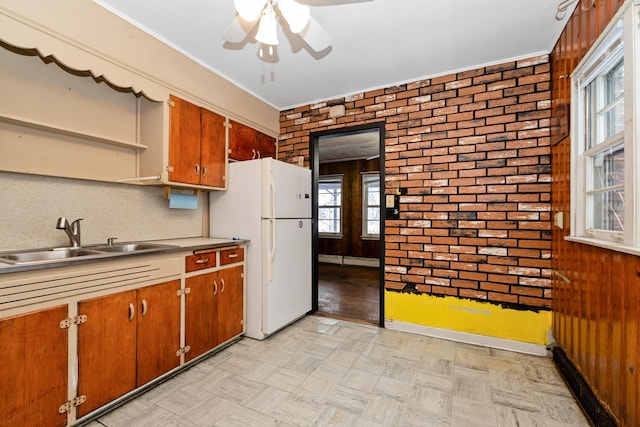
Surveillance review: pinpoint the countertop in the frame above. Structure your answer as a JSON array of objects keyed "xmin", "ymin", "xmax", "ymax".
[{"xmin": 0, "ymin": 236, "xmax": 249, "ymax": 274}]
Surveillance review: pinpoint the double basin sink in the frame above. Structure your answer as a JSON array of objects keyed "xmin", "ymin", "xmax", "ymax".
[{"xmin": 0, "ymin": 242, "xmax": 178, "ymax": 266}]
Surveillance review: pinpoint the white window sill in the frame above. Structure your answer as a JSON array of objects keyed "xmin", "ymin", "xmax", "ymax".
[
  {"xmin": 565, "ymin": 236, "xmax": 640, "ymax": 256},
  {"xmin": 360, "ymin": 235, "xmax": 380, "ymax": 241}
]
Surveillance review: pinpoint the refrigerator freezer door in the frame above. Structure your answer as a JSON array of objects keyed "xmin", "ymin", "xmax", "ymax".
[
  {"xmin": 262, "ymin": 158, "xmax": 311, "ymax": 219},
  {"xmin": 262, "ymin": 218, "xmax": 312, "ymax": 336}
]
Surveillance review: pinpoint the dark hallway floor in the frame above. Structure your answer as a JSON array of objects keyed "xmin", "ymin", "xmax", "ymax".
[{"xmin": 317, "ymin": 262, "xmax": 380, "ymax": 325}]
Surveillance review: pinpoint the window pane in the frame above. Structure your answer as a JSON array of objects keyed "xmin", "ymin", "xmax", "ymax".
[
  {"xmin": 318, "ymin": 182, "xmax": 341, "ymax": 206},
  {"xmin": 605, "ymin": 61, "xmax": 624, "ymax": 103},
  {"xmin": 591, "ymin": 189, "xmax": 625, "ymax": 231},
  {"xmin": 367, "ymin": 220, "xmax": 380, "ymax": 235},
  {"xmin": 591, "ymin": 144, "xmax": 624, "ymax": 191},
  {"xmin": 604, "ymin": 98, "xmax": 624, "ymax": 139},
  {"xmin": 585, "ymin": 84, "xmax": 595, "ymax": 150}
]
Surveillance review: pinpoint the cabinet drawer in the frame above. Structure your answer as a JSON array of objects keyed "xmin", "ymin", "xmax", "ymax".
[
  {"xmin": 220, "ymin": 248, "xmax": 244, "ymax": 265},
  {"xmin": 186, "ymin": 252, "xmax": 217, "ymax": 272}
]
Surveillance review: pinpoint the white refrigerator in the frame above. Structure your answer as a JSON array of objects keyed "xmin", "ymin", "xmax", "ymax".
[{"xmin": 209, "ymin": 158, "xmax": 312, "ymax": 340}]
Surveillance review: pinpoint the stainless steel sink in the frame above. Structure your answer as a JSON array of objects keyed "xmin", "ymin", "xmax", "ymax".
[
  {"xmin": 0, "ymin": 242, "xmax": 178, "ymax": 266},
  {"xmin": 0, "ymin": 248, "xmax": 103, "ymax": 264},
  {"xmin": 87, "ymin": 243, "xmax": 176, "ymax": 253}
]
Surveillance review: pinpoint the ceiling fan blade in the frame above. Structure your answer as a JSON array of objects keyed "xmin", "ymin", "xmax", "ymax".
[
  {"xmin": 299, "ymin": 16, "xmax": 331, "ymax": 51},
  {"xmin": 223, "ymin": 16, "xmax": 254, "ymax": 43},
  {"xmin": 233, "ymin": 0, "xmax": 267, "ymax": 22}
]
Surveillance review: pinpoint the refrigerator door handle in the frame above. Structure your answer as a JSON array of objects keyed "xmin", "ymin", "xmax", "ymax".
[
  {"xmin": 269, "ymin": 218, "xmax": 276, "ymax": 282},
  {"xmin": 268, "ymin": 169, "xmax": 276, "ymax": 219}
]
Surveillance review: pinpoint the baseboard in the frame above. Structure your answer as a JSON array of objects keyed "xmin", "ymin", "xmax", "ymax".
[
  {"xmin": 318, "ymin": 254, "xmax": 380, "ymax": 267},
  {"xmin": 343, "ymin": 256, "xmax": 379, "ymax": 267},
  {"xmin": 384, "ymin": 319, "xmax": 549, "ymax": 356},
  {"xmin": 552, "ymin": 347, "xmax": 617, "ymax": 427},
  {"xmin": 318, "ymin": 254, "xmax": 343, "ymax": 264}
]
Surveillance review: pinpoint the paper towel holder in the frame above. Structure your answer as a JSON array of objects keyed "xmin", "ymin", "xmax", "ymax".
[{"xmin": 164, "ymin": 186, "xmax": 200, "ymax": 200}]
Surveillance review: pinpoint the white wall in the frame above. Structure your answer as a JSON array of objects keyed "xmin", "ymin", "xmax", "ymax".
[{"xmin": 0, "ymin": 172, "xmax": 204, "ymax": 251}]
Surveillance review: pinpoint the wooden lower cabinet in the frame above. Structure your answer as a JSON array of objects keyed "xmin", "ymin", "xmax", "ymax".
[
  {"xmin": 0, "ymin": 305, "xmax": 68, "ymax": 427},
  {"xmin": 185, "ymin": 265, "xmax": 244, "ymax": 361},
  {"xmin": 77, "ymin": 280, "xmax": 181, "ymax": 417},
  {"xmin": 218, "ymin": 265, "xmax": 244, "ymax": 343}
]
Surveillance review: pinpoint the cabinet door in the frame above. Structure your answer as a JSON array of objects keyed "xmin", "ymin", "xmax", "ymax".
[
  {"xmin": 169, "ymin": 95, "xmax": 201, "ymax": 185},
  {"xmin": 0, "ymin": 305, "xmax": 68, "ymax": 427},
  {"xmin": 137, "ymin": 280, "xmax": 181, "ymax": 386},
  {"xmin": 228, "ymin": 120, "xmax": 258, "ymax": 161},
  {"xmin": 257, "ymin": 132, "xmax": 276, "ymax": 159},
  {"xmin": 78, "ymin": 290, "xmax": 137, "ymax": 417},
  {"xmin": 201, "ymin": 108, "xmax": 226, "ymax": 188},
  {"xmin": 218, "ymin": 265, "xmax": 244, "ymax": 343},
  {"xmin": 185, "ymin": 272, "xmax": 218, "ymax": 362}
]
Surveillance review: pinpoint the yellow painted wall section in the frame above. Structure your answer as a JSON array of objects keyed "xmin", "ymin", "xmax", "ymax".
[{"xmin": 385, "ymin": 291, "xmax": 552, "ymax": 345}]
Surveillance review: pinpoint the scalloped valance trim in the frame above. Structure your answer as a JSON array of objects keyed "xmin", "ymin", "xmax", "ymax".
[{"xmin": 0, "ymin": 8, "xmax": 169, "ymax": 102}]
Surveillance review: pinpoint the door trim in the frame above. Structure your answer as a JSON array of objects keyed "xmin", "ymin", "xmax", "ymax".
[{"xmin": 310, "ymin": 122, "xmax": 385, "ymax": 327}]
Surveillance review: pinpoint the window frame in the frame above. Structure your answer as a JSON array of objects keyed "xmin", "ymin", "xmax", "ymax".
[
  {"xmin": 318, "ymin": 174, "xmax": 343, "ymax": 238},
  {"xmin": 569, "ymin": 0, "xmax": 640, "ymax": 254},
  {"xmin": 361, "ymin": 172, "xmax": 380, "ymax": 240}
]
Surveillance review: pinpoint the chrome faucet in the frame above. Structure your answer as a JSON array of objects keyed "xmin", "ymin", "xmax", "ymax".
[{"xmin": 56, "ymin": 217, "xmax": 83, "ymax": 248}]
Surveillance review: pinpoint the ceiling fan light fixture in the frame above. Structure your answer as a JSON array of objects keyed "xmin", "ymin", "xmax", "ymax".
[
  {"xmin": 278, "ymin": 0, "xmax": 311, "ymax": 34},
  {"xmin": 233, "ymin": 0, "xmax": 266, "ymax": 22},
  {"xmin": 255, "ymin": 2, "xmax": 279, "ymax": 46}
]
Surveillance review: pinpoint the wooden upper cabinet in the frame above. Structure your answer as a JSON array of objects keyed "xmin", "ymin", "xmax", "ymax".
[
  {"xmin": 228, "ymin": 119, "xmax": 276, "ymax": 161},
  {"xmin": 0, "ymin": 305, "xmax": 68, "ymax": 427},
  {"xmin": 169, "ymin": 95, "xmax": 201, "ymax": 185},
  {"xmin": 201, "ymin": 108, "xmax": 227, "ymax": 188},
  {"xmin": 257, "ymin": 131, "xmax": 277, "ymax": 159},
  {"xmin": 168, "ymin": 95, "xmax": 227, "ymax": 189}
]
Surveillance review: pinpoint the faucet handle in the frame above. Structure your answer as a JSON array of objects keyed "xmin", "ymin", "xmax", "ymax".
[{"xmin": 107, "ymin": 237, "xmax": 118, "ymax": 246}]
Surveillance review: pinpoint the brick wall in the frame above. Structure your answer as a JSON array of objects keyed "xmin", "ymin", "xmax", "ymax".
[{"xmin": 279, "ymin": 55, "xmax": 552, "ymax": 310}]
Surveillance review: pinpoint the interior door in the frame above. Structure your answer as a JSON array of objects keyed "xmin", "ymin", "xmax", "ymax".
[{"xmin": 262, "ymin": 218, "xmax": 312, "ymax": 335}]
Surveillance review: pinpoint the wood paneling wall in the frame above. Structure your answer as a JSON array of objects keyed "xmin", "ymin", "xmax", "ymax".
[
  {"xmin": 551, "ymin": 1, "xmax": 640, "ymax": 425},
  {"xmin": 319, "ymin": 158, "xmax": 380, "ymax": 259}
]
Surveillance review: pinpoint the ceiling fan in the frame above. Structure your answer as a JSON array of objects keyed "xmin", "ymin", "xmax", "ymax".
[{"xmin": 223, "ymin": 0, "xmax": 332, "ymax": 57}]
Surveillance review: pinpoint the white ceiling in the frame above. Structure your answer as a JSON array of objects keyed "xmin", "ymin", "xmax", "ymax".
[{"xmin": 92, "ymin": 0, "xmax": 571, "ymax": 111}]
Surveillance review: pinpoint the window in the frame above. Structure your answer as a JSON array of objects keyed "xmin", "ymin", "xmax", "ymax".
[
  {"xmin": 362, "ymin": 173, "xmax": 380, "ymax": 238},
  {"xmin": 571, "ymin": 1, "xmax": 639, "ymax": 252},
  {"xmin": 318, "ymin": 175, "xmax": 342, "ymax": 237}
]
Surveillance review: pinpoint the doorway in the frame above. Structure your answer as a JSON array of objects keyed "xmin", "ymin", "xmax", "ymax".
[{"xmin": 310, "ymin": 123, "xmax": 385, "ymax": 327}]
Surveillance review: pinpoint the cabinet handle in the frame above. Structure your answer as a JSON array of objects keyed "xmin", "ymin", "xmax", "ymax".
[
  {"xmin": 252, "ymin": 149, "xmax": 256, "ymax": 159},
  {"xmin": 128, "ymin": 303, "xmax": 135, "ymax": 321},
  {"xmin": 195, "ymin": 258, "xmax": 209, "ymax": 264},
  {"xmin": 202, "ymin": 165, "xmax": 207, "ymax": 176},
  {"xmin": 221, "ymin": 278, "xmax": 225, "ymax": 293},
  {"xmin": 141, "ymin": 299, "xmax": 148, "ymax": 317},
  {"xmin": 227, "ymin": 253, "xmax": 238, "ymax": 258},
  {"xmin": 195, "ymin": 163, "xmax": 200, "ymax": 176},
  {"xmin": 257, "ymin": 150, "xmax": 261, "ymax": 159},
  {"xmin": 213, "ymin": 280, "xmax": 218, "ymax": 295}
]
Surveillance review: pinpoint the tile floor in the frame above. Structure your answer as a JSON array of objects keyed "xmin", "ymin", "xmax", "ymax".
[{"xmin": 86, "ymin": 316, "xmax": 590, "ymax": 427}]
